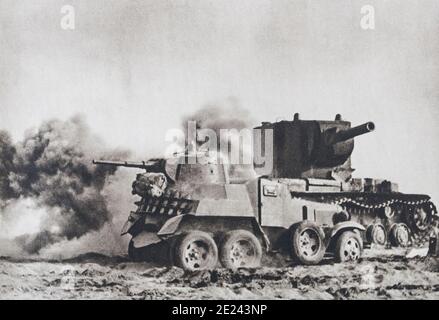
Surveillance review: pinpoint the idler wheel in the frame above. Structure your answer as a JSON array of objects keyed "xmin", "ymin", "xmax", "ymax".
[
  {"xmin": 290, "ymin": 221, "xmax": 325, "ymax": 265},
  {"xmin": 389, "ymin": 223, "xmax": 410, "ymax": 247},
  {"xmin": 173, "ymin": 231, "xmax": 218, "ymax": 271},
  {"xmin": 219, "ymin": 230, "xmax": 262, "ymax": 269},
  {"xmin": 366, "ymin": 223, "xmax": 387, "ymax": 246},
  {"xmin": 335, "ymin": 231, "xmax": 363, "ymax": 262}
]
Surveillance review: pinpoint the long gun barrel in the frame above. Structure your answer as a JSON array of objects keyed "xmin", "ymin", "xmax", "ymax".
[
  {"xmin": 93, "ymin": 159, "xmax": 164, "ymax": 171},
  {"xmin": 332, "ymin": 121, "xmax": 375, "ymax": 144}
]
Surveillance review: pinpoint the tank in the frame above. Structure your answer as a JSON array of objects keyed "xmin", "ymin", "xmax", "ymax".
[
  {"xmin": 254, "ymin": 113, "xmax": 438, "ymax": 247},
  {"xmin": 93, "ymin": 114, "xmax": 437, "ymax": 270}
]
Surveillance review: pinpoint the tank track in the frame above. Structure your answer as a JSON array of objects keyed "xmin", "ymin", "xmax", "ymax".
[
  {"xmin": 291, "ymin": 192, "xmax": 438, "ymax": 247},
  {"xmin": 338, "ymin": 198, "xmax": 437, "ymax": 247}
]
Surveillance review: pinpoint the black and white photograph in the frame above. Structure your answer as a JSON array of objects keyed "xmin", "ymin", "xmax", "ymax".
[{"xmin": 0, "ymin": 0, "xmax": 438, "ymax": 303}]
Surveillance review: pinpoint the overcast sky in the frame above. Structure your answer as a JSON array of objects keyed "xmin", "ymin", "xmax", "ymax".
[{"xmin": 0, "ymin": 0, "xmax": 438, "ymax": 200}]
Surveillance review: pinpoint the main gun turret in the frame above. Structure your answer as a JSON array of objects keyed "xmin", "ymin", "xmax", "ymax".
[{"xmin": 254, "ymin": 114, "xmax": 375, "ymax": 180}]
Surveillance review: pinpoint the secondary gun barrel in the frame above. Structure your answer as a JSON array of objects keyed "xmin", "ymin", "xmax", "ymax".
[
  {"xmin": 332, "ymin": 121, "xmax": 375, "ymax": 144},
  {"xmin": 93, "ymin": 159, "xmax": 162, "ymax": 170}
]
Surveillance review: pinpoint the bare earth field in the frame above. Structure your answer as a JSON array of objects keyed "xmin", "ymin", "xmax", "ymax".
[{"xmin": 0, "ymin": 248, "xmax": 438, "ymax": 300}]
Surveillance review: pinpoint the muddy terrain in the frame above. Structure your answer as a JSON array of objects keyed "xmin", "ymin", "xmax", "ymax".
[{"xmin": 0, "ymin": 248, "xmax": 438, "ymax": 300}]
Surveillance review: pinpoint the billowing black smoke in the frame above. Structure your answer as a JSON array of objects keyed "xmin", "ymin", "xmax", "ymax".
[
  {"xmin": 0, "ymin": 131, "xmax": 16, "ymax": 203},
  {"xmin": 0, "ymin": 116, "xmax": 128, "ymax": 253}
]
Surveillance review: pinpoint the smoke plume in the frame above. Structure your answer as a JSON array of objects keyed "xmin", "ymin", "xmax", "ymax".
[
  {"xmin": 182, "ymin": 100, "xmax": 252, "ymax": 142},
  {"xmin": 0, "ymin": 116, "xmax": 129, "ymax": 254},
  {"xmin": 181, "ymin": 101, "xmax": 257, "ymax": 181},
  {"xmin": 0, "ymin": 102, "xmax": 258, "ymax": 257}
]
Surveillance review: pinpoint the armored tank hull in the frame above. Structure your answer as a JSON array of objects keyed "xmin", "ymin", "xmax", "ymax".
[
  {"xmin": 93, "ymin": 114, "xmax": 437, "ymax": 270},
  {"xmin": 254, "ymin": 114, "xmax": 438, "ymax": 248},
  {"xmin": 122, "ymin": 174, "xmax": 369, "ymax": 270},
  {"xmin": 95, "ymin": 157, "xmax": 371, "ymax": 270}
]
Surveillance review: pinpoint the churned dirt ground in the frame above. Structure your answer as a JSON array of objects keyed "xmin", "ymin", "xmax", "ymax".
[{"xmin": 0, "ymin": 248, "xmax": 438, "ymax": 300}]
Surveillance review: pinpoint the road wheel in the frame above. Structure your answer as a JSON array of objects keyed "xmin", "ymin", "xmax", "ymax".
[
  {"xmin": 219, "ymin": 230, "xmax": 262, "ymax": 269},
  {"xmin": 389, "ymin": 223, "xmax": 410, "ymax": 247},
  {"xmin": 290, "ymin": 221, "xmax": 325, "ymax": 265},
  {"xmin": 173, "ymin": 231, "xmax": 218, "ymax": 271},
  {"xmin": 366, "ymin": 223, "xmax": 387, "ymax": 246},
  {"xmin": 335, "ymin": 231, "xmax": 363, "ymax": 262}
]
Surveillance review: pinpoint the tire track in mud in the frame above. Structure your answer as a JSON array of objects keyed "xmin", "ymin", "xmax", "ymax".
[
  {"xmin": 116, "ymin": 252, "xmax": 439, "ymax": 299},
  {"xmin": 0, "ymin": 250, "xmax": 438, "ymax": 299}
]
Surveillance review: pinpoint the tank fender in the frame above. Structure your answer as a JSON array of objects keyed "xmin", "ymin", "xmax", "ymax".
[
  {"xmin": 132, "ymin": 231, "xmax": 162, "ymax": 248},
  {"xmin": 330, "ymin": 221, "xmax": 365, "ymax": 239},
  {"xmin": 157, "ymin": 214, "xmax": 187, "ymax": 237},
  {"xmin": 251, "ymin": 219, "xmax": 271, "ymax": 251}
]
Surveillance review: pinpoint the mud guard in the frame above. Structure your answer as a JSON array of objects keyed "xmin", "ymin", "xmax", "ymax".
[
  {"xmin": 330, "ymin": 221, "xmax": 366, "ymax": 239},
  {"xmin": 251, "ymin": 219, "xmax": 271, "ymax": 251},
  {"xmin": 132, "ymin": 231, "xmax": 162, "ymax": 248},
  {"xmin": 157, "ymin": 214, "xmax": 186, "ymax": 237}
]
